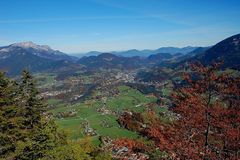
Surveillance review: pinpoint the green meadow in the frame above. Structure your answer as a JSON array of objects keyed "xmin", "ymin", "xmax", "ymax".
[{"xmin": 48, "ymin": 85, "xmax": 158, "ymax": 144}]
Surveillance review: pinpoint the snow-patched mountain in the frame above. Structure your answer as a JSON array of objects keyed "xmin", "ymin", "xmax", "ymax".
[
  {"xmin": 0, "ymin": 41, "xmax": 72, "ymax": 61},
  {"xmin": 0, "ymin": 42, "xmax": 79, "ymax": 75}
]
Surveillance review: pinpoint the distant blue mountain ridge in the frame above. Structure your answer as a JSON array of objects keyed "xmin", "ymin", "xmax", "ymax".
[{"xmin": 72, "ymin": 46, "xmax": 199, "ymax": 58}]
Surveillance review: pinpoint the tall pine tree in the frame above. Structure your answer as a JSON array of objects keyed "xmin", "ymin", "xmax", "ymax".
[
  {"xmin": 0, "ymin": 71, "xmax": 111, "ymax": 160},
  {"xmin": 0, "ymin": 72, "xmax": 20, "ymax": 158},
  {"xmin": 0, "ymin": 71, "xmax": 66, "ymax": 159}
]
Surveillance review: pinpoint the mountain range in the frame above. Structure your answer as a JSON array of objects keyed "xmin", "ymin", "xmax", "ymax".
[
  {"xmin": 0, "ymin": 42, "xmax": 79, "ymax": 75},
  {"xmin": 73, "ymin": 46, "xmax": 199, "ymax": 58},
  {"xmin": 77, "ymin": 53, "xmax": 146, "ymax": 70},
  {"xmin": 0, "ymin": 34, "xmax": 239, "ymax": 75},
  {"xmin": 0, "ymin": 42, "xmax": 73, "ymax": 61}
]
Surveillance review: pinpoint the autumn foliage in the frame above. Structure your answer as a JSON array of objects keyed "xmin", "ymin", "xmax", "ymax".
[
  {"xmin": 171, "ymin": 62, "xmax": 240, "ymax": 159},
  {"xmin": 117, "ymin": 110, "xmax": 175, "ymax": 159},
  {"xmin": 113, "ymin": 138, "xmax": 147, "ymax": 153},
  {"xmin": 117, "ymin": 62, "xmax": 240, "ymax": 159}
]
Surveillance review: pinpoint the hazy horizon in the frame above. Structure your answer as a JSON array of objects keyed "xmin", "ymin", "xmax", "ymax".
[{"xmin": 1, "ymin": 40, "xmax": 205, "ymax": 55}]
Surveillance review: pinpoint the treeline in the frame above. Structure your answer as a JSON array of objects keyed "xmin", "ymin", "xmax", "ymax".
[{"xmin": 0, "ymin": 70, "xmax": 111, "ymax": 160}]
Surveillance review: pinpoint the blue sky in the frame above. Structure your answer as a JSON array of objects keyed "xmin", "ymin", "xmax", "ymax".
[{"xmin": 0, "ymin": 0, "xmax": 240, "ymax": 53}]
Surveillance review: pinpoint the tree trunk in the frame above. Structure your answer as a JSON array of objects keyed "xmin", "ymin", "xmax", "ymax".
[{"xmin": 205, "ymin": 84, "xmax": 212, "ymax": 157}]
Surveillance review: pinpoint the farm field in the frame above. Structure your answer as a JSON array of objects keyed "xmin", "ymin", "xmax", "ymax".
[{"xmin": 48, "ymin": 85, "xmax": 159, "ymax": 144}]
